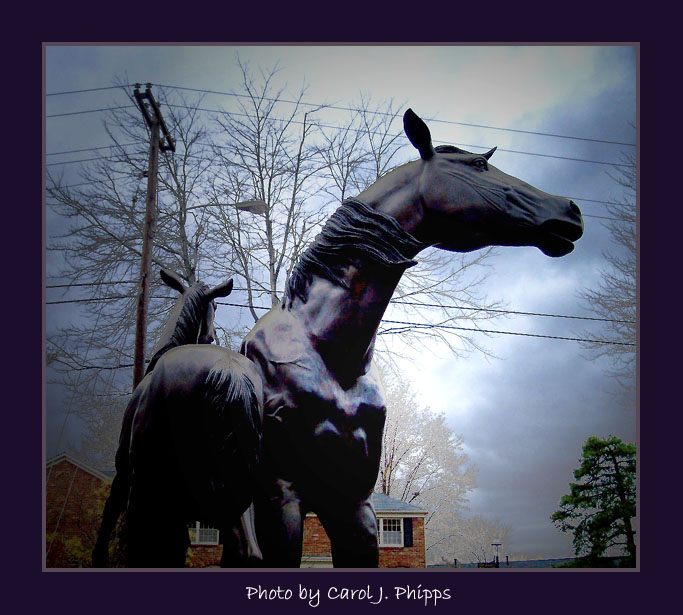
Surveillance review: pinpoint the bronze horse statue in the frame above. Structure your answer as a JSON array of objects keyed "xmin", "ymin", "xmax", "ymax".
[
  {"xmin": 92, "ymin": 269, "xmax": 263, "ymax": 567},
  {"xmin": 240, "ymin": 109, "xmax": 584, "ymax": 567}
]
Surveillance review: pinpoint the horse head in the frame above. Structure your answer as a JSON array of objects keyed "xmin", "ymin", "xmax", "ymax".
[
  {"xmin": 158, "ymin": 268, "xmax": 234, "ymax": 347},
  {"xmin": 402, "ymin": 108, "xmax": 584, "ymax": 257}
]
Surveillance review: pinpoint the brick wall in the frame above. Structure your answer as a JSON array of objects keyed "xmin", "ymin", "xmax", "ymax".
[
  {"xmin": 302, "ymin": 516, "xmax": 333, "ymax": 557},
  {"xmin": 186, "ymin": 545, "xmax": 222, "ymax": 567},
  {"xmin": 46, "ymin": 459, "xmax": 110, "ymax": 568},
  {"xmin": 302, "ymin": 514, "xmax": 425, "ymax": 568},
  {"xmin": 378, "ymin": 517, "xmax": 425, "ymax": 568},
  {"xmin": 46, "ymin": 457, "xmax": 426, "ymax": 568}
]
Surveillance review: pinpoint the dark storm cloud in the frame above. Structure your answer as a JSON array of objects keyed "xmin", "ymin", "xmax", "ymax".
[{"xmin": 437, "ymin": 318, "xmax": 635, "ymax": 557}]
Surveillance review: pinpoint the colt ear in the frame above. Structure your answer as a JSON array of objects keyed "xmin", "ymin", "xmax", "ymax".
[
  {"xmin": 483, "ymin": 146, "xmax": 497, "ymax": 160},
  {"xmin": 404, "ymin": 109, "xmax": 435, "ymax": 160},
  {"xmin": 207, "ymin": 278, "xmax": 234, "ymax": 301},
  {"xmin": 160, "ymin": 268, "xmax": 187, "ymax": 294}
]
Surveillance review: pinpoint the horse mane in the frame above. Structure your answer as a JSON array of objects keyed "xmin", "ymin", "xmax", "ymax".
[
  {"xmin": 145, "ymin": 282, "xmax": 213, "ymax": 375},
  {"xmin": 435, "ymin": 145, "xmax": 473, "ymax": 155},
  {"xmin": 284, "ymin": 198, "xmax": 425, "ymax": 307}
]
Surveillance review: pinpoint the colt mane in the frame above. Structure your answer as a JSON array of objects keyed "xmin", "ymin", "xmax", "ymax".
[
  {"xmin": 284, "ymin": 199, "xmax": 424, "ymax": 307},
  {"xmin": 145, "ymin": 283, "xmax": 213, "ymax": 375}
]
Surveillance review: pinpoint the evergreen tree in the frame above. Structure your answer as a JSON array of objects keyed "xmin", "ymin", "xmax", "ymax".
[{"xmin": 551, "ymin": 436, "xmax": 636, "ymax": 565}]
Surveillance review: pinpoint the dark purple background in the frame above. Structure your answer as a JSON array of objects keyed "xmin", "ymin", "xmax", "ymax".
[{"xmin": 15, "ymin": 7, "xmax": 666, "ymax": 615}]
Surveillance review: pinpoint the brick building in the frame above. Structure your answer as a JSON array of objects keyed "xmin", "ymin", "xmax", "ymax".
[
  {"xmin": 301, "ymin": 493, "xmax": 428, "ymax": 568},
  {"xmin": 45, "ymin": 453, "xmax": 114, "ymax": 568},
  {"xmin": 45, "ymin": 454, "xmax": 428, "ymax": 568}
]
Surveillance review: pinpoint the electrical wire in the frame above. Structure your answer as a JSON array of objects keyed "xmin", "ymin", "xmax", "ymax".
[
  {"xmin": 44, "ymin": 86, "xmax": 636, "ymax": 354},
  {"xmin": 378, "ymin": 319, "xmax": 635, "ymax": 346},
  {"xmin": 45, "ymin": 283, "xmax": 636, "ymax": 323},
  {"xmin": 44, "ymin": 292, "xmax": 635, "ymax": 347},
  {"xmin": 44, "ymin": 287, "xmax": 634, "ymax": 324},
  {"xmin": 45, "ymin": 105, "xmax": 632, "ymax": 169},
  {"xmin": 45, "ymin": 85, "xmax": 127, "ymax": 96},
  {"xmin": 46, "ymin": 83, "xmax": 636, "ymax": 148},
  {"xmin": 44, "ymin": 172, "xmax": 630, "ymax": 222}
]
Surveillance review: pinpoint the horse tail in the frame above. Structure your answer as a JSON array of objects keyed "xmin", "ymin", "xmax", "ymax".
[
  {"xmin": 203, "ymin": 355, "xmax": 263, "ymax": 477},
  {"xmin": 202, "ymin": 355, "xmax": 264, "ymax": 566},
  {"xmin": 92, "ymin": 389, "xmax": 139, "ymax": 567}
]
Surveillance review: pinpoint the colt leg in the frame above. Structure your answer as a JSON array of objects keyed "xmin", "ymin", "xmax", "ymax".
[
  {"xmin": 317, "ymin": 497, "xmax": 379, "ymax": 568},
  {"xmin": 254, "ymin": 479, "xmax": 305, "ymax": 567}
]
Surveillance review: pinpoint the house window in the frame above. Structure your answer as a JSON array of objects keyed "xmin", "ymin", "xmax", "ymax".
[
  {"xmin": 379, "ymin": 518, "xmax": 403, "ymax": 547},
  {"xmin": 187, "ymin": 521, "xmax": 219, "ymax": 545}
]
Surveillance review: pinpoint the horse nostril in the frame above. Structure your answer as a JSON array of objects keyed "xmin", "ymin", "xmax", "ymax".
[{"xmin": 569, "ymin": 200, "xmax": 582, "ymax": 218}]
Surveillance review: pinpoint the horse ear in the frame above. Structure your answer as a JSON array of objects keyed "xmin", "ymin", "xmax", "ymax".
[
  {"xmin": 206, "ymin": 278, "xmax": 234, "ymax": 301},
  {"xmin": 160, "ymin": 268, "xmax": 187, "ymax": 294},
  {"xmin": 404, "ymin": 109, "xmax": 435, "ymax": 160},
  {"xmin": 483, "ymin": 146, "xmax": 497, "ymax": 160}
]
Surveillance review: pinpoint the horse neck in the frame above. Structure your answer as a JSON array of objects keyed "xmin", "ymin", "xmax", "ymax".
[
  {"xmin": 356, "ymin": 158, "xmax": 427, "ymax": 240},
  {"xmin": 286, "ymin": 191, "xmax": 426, "ymax": 386},
  {"xmin": 146, "ymin": 292, "xmax": 199, "ymax": 375},
  {"xmin": 157, "ymin": 299, "xmax": 189, "ymax": 350}
]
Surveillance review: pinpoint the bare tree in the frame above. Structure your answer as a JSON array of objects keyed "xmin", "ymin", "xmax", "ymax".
[
  {"xmin": 69, "ymin": 395, "xmax": 128, "ymax": 472},
  {"xmin": 579, "ymin": 151, "xmax": 636, "ymax": 396},
  {"xmin": 45, "ymin": 65, "xmax": 523, "ymax": 469},
  {"xmin": 46, "ymin": 83, "xmax": 218, "ymax": 464},
  {"xmin": 429, "ymin": 515, "xmax": 512, "ymax": 565},
  {"xmin": 317, "ymin": 94, "xmax": 405, "ymax": 204},
  {"xmin": 204, "ymin": 59, "xmax": 327, "ymax": 345},
  {"xmin": 316, "ymin": 97, "xmax": 505, "ymax": 360}
]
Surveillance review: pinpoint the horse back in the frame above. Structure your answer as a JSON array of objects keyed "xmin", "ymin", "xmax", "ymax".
[{"xmin": 128, "ymin": 344, "xmax": 264, "ymax": 526}]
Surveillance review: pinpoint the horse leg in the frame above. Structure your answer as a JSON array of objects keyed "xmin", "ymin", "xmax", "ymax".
[
  {"xmin": 220, "ymin": 504, "xmax": 263, "ymax": 567},
  {"xmin": 93, "ymin": 387, "xmax": 140, "ymax": 567},
  {"xmin": 123, "ymin": 482, "xmax": 190, "ymax": 568},
  {"xmin": 92, "ymin": 472, "xmax": 126, "ymax": 566},
  {"xmin": 253, "ymin": 478, "xmax": 305, "ymax": 567},
  {"xmin": 124, "ymin": 513, "xmax": 189, "ymax": 568},
  {"xmin": 316, "ymin": 497, "xmax": 379, "ymax": 568}
]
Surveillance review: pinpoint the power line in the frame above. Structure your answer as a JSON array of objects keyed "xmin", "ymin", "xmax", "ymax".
[
  {"xmin": 46, "ymin": 104, "xmax": 135, "ymax": 118},
  {"xmin": 45, "ymin": 133, "xmax": 632, "ymax": 169},
  {"xmin": 389, "ymin": 300, "xmax": 636, "ymax": 324},
  {"xmin": 46, "ymin": 83, "xmax": 636, "ymax": 147},
  {"xmin": 45, "ymin": 85, "xmax": 127, "ymax": 96},
  {"xmin": 46, "ymin": 282, "xmax": 628, "ymax": 322},
  {"xmin": 378, "ymin": 320, "xmax": 635, "ymax": 347},
  {"xmin": 45, "ymin": 100, "xmax": 634, "ymax": 168},
  {"xmin": 45, "ymin": 170, "xmax": 629, "ymax": 219},
  {"xmin": 46, "ymin": 280, "xmax": 137, "ymax": 288},
  {"xmin": 46, "ymin": 143, "xmax": 138, "ymax": 156}
]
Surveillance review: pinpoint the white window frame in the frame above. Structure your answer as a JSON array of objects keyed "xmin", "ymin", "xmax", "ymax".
[
  {"xmin": 187, "ymin": 521, "xmax": 220, "ymax": 545},
  {"xmin": 378, "ymin": 517, "xmax": 404, "ymax": 548}
]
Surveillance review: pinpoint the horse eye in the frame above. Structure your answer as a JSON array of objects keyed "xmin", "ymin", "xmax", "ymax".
[{"xmin": 472, "ymin": 158, "xmax": 488, "ymax": 170}]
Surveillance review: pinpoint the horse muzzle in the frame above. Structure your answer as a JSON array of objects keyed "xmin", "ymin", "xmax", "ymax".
[{"xmin": 537, "ymin": 200, "xmax": 584, "ymax": 257}]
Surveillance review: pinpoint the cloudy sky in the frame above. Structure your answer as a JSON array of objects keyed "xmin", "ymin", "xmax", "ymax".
[{"xmin": 44, "ymin": 44, "xmax": 637, "ymax": 561}]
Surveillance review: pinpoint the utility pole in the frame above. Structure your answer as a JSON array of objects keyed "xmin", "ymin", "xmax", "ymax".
[{"xmin": 132, "ymin": 84, "xmax": 175, "ymax": 390}]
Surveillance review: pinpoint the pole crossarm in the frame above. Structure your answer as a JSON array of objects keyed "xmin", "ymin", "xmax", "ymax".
[{"xmin": 133, "ymin": 83, "xmax": 176, "ymax": 153}]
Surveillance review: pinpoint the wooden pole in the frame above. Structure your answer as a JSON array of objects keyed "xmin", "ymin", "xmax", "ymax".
[
  {"xmin": 132, "ymin": 117, "xmax": 159, "ymax": 389},
  {"xmin": 131, "ymin": 84, "xmax": 174, "ymax": 390}
]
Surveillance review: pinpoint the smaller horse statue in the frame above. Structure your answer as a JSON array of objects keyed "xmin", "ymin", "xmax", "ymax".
[{"xmin": 92, "ymin": 269, "xmax": 264, "ymax": 568}]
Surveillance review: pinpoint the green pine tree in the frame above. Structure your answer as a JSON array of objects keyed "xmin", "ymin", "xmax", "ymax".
[{"xmin": 551, "ymin": 436, "xmax": 636, "ymax": 566}]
